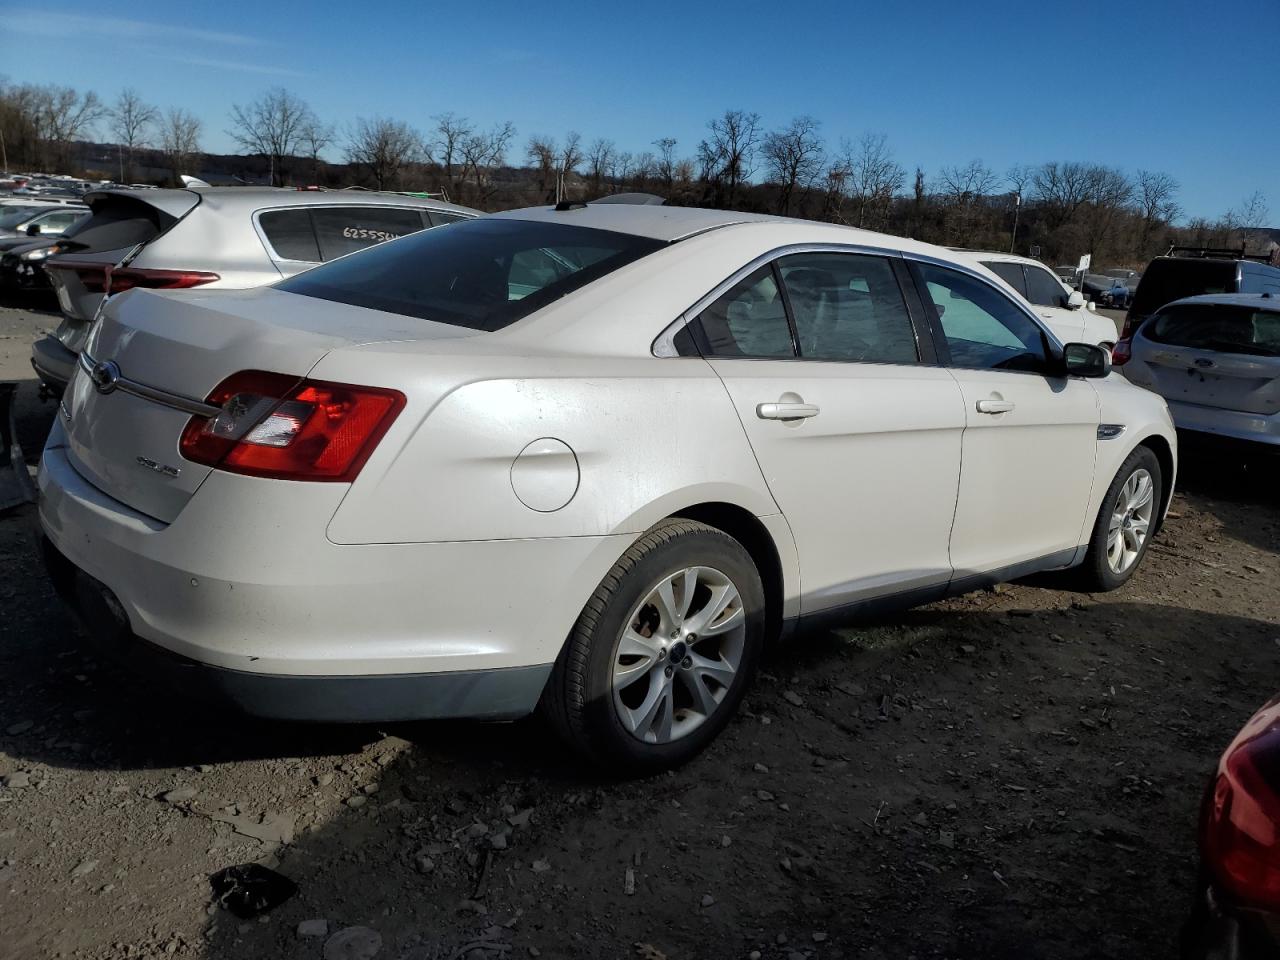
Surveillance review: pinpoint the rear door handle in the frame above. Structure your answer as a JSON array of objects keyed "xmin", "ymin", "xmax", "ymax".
[
  {"xmin": 756, "ymin": 401, "xmax": 820, "ymax": 421},
  {"xmin": 975, "ymin": 399, "xmax": 1015, "ymax": 414}
]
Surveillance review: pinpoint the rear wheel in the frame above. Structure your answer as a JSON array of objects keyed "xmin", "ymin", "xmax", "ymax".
[
  {"xmin": 541, "ymin": 519, "xmax": 764, "ymax": 774},
  {"xmin": 1075, "ymin": 446, "xmax": 1162, "ymax": 591}
]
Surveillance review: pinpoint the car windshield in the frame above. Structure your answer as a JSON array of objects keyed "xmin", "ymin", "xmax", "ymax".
[
  {"xmin": 277, "ymin": 218, "xmax": 666, "ymax": 331},
  {"xmin": 0, "ymin": 209, "xmax": 42, "ymax": 229},
  {"xmin": 1145, "ymin": 302, "xmax": 1280, "ymax": 357},
  {"xmin": 1130, "ymin": 259, "xmax": 1237, "ymax": 317}
]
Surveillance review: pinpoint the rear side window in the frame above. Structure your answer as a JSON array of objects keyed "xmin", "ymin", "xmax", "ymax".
[
  {"xmin": 258, "ymin": 206, "xmax": 430, "ymax": 264},
  {"xmin": 1024, "ymin": 265, "xmax": 1067, "ymax": 308},
  {"xmin": 693, "ymin": 264, "xmax": 795, "ymax": 358},
  {"xmin": 311, "ymin": 207, "xmax": 427, "ymax": 261},
  {"xmin": 429, "ymin": 211, "xmax": 467, "ymax": 227},
  {"xmin": 777, "ymin": 253, "xmax": 918, "ymax": 363},
  {"xmin": 258, "ymin": 209, "xmax": 320, "ymax": 261},
  {"xmin": 277, "ymin": 218, "xmax": 665, "ymax": 331},
  {"xmin": 1145, "ymin": 303, "xmax": 1280, "ymax": 356},
  {"xmin": 984, "ymin": 261, "xmax": 1027, "ymax": 297}
]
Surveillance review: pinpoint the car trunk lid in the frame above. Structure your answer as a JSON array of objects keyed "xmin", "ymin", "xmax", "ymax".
[
  {"xmin": 63, "ymin": 286, "xmax": 480, "ymax": 523},
  {"xmin": 1134, "ymin": 302, "xmax": 1280, "ymax": 415}
]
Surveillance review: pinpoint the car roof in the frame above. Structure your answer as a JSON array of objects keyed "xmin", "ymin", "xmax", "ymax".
[
  {"xmin": 952, "ymin": 249, "xmax": 1056, "ymax": 270},
  {"xmin": 490, "ymin": 202, "xmax": 954, "ymax": 251},
  {"xmin": 489, "ymin": 203, "xmax": 815, "ymax": 242},
  {"xmin": 83, "ymin": 186, "xmax": 478, "ymax": 218},
  {"xmin": 1163, "ymin": 292, "xmax": 1280, "ymax": 312}
]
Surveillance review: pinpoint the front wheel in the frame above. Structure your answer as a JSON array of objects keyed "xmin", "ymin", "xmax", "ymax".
[
  {"xmin": 1075, "ymin": 446, "xmax": 1162, "ymax": 591},
  {"xmin": 541, "ymin": 519, "xmax": 764, "ymax": 775}
]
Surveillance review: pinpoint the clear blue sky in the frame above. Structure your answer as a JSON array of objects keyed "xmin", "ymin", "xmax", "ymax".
[{"xmin": 2, "ymin": 0, "xmax": 1275, "ymax": 221}]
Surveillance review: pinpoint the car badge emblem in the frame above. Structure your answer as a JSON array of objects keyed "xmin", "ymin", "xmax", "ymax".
[
  {"xmin": 89, "ymin": 360, "xmax": 122, "ymax": 394},
  {"xmin": 135, "ymin": 456, "xmax": 181, "ymax": 479}
]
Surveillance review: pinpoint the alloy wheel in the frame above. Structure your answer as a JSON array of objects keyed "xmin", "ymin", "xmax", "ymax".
[
  {"xmin": 611, "ymin": 565, "xmax": 746, "ymax": 744},
  {"xmin": 1107, "ymin": 467, "xmax": 1154, "ymax": 574}
]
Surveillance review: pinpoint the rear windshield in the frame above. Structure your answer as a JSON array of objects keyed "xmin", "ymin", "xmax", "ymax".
[
  {"xmin": 1145, "ymin": 302, "xmax": 1280, "ymax": 357},
  {"xmin": 57, "ymin": 194, "xmax": 178, "ymax": 255},
  {"xmin": 1130, "ymin": 259, "xmax": 1237, "ymax": 317},
  {"xmin": 277, "ymin": 218, "xmax": 666, "ymax": 331}
]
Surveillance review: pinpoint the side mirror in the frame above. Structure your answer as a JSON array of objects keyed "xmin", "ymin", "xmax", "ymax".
[
  {"xmin": 1062, "ymin": 342, "xmax": 1111, "ymax": 378},
  {"xmin": 1067, "ymin": 289, "xmax": 1085, "ymax": 309},
  {"xmin": 1086, "ymin": 300, "xmax": 1097, "ymax": 313},
  {"xmin": 25, "ymin": 224, "xmax": 41, "ymax": 236}
]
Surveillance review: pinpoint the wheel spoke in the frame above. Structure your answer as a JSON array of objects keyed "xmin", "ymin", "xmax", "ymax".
[
  {"xmin": 653, "ymin": 575, "xmax": 687, "ymax": 631},
  {"xmin": 689, "ymin": 650, "xmax": 736, "ymax": 688},
  {"xmin": 652, "ymin": 688, "xmax": 674, "ymax": 742},
  {"xmin": 676, "ymin": 666, "xmax": 720, "ymax": 718},
  {"xmin": 1131, "ymin": 474, "xmax": 1153, "ymax": 512},
  {"xmin": 621, "ymin": 675, "xmax": 668, "ymax": 738},
  {"xmin": 686, "ymin": 582, "xmax": 741, "ymax": 636}
]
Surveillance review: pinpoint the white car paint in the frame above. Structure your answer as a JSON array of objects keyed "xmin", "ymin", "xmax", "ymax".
[
  {"xmin": 38, "ymin": 203, "xmax": 1177, "ymax": 762},
  {"xmin": 962, "ymin": 250, "xmax": 1120, "ymax": 347}
]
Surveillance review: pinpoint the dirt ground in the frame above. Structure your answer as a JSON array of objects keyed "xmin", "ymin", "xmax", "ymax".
[{"xmin": 1, "ymin": 300, "xmax": 1278, "ymax": 960}]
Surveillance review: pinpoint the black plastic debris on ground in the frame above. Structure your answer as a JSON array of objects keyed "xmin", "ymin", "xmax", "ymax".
[{"xmin": 209, "ymin": 863, "xmax": 298, "ymax": 918}]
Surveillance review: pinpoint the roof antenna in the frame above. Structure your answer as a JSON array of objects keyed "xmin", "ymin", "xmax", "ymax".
[{"xmin": 554, "ymin": 200, "xmax": 588, "ymax": 211}]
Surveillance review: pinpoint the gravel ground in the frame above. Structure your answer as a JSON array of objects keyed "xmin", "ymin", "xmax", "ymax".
[{"xmin": 1, "ymin": 301, "xmax": 1278, "ymax": 960}]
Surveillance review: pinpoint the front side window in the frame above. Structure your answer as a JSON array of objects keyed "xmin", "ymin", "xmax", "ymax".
[
  {"xmin": 918, "ymin": 263, "xmax": 1049, "ymax": 372},
  {"xmin": 1025, "ymin": 265, "xmax": 1068, "ymax": 308},
  {"xmin": 692, "ymin": 264, "xmax": 794, "ymax": 358},
  {"xmin": 776, "ymin": 253, "xmax": 917, "ymax": 364},
  {"xmin": 277, "ymin": 218, "xmax": 665, "ymax": 331}
]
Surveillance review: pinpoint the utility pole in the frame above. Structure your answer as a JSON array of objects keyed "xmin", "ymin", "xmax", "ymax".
[{"xmin": 1009, "ymin": 192, "xmax": 1021, "ymax": 254}]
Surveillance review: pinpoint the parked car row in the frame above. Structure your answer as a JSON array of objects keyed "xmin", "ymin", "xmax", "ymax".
[{"xmin": 27, "ymin": 186, "xmax": 476, "ymax": 391}]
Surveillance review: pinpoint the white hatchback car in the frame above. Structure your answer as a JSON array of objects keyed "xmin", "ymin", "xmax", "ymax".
[
  {"xmin": 39, "ymin": 204, "xmax": 1176, "ymax": 772},
  {"xmin": 962, "ymin": 251, "xmax": 1119, "ymax": 348}
]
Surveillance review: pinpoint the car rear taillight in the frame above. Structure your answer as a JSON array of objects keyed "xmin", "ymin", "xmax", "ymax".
[
  {"xmin": 1111, "ymin": 338, "xmax": 1132, "ymax": 366},
  {"xmin": 1200, "ymin": 703, "xmax": 1280, "ymax": 913},
  {"xmin": 179, "ymin": 371, "xmax": 405, "ymax": 482},
  {"xmin": 45, "ymin": 262, "xmax": 219, "ymax": 294}
]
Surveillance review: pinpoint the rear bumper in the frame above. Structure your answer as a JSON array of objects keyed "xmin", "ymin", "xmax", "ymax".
[
  {"xmin": 38, "ymin": 432, "xmax": 635, "ymax": 721},
  {"xmin": 41, "ymin": 534, "xmax": 550, "ymax": 722},
  {"xmin": 30, "ymin": 334, "xmax": 75, "ymax": 392},
  {"xmin": 1167, "ymin": 398, "xmax": 1280, "ymax": 446}
]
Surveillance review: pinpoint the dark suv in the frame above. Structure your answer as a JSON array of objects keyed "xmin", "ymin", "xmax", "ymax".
[{"xmin": 1123, "ymin": 246, "xmax": 1280, "ymax": 338}]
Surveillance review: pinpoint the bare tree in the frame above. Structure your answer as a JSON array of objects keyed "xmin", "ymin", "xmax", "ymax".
[
  {"xmin": 228, "ymin": 88, "xmax": 314, "ymax": 186},
  {"xmin": 1006, "ymin": 164, "xmax": 1034, "ymax": 253},
  {"xmin": 158, "ymin": 108, "xmax": 202, "ymax": 184},
  {"xmin": 526, "ymin": 135, "xmax": 558, "ymax": 200},
  {"xmin": 586, "ymin": 137, "xmax": 616, "ymax": 196},
  {"xmin": 613, "ymin": 151, "xmax": 635, "ymax": 188},
  {"xmin": 761, "ymin": 116, "xmax": 824, "ymax": 215},
  {"xmin": 558, "ymin": 132, "xmax": 583, "ymax": 199},
  {"xmin": 697, "ymin": 109, "xmax": 761, "ymax": 207},
  {"xmin": 1079, "ymin": 165, "xmax": 1134, "ymax": 257},
  {"xmin": 1231, "ymin": 190, "xmax": 1270, "ymax": 231},
  {"xmin": 432, "ymin": 113, "xmax": 474, "ymax": 202},
  {"xmin": 109, "ymin": 89, "xmax": 157, "ymax": 182},
  {"xmin": 345, "ymin": 116, "xmax": 422, "ymax": 190},
  {"xmin": 298, "ymin": 118, "xmax": 334, "ymax": 185},
  {"xmin": 653, "ymin": 137, "xmax": 678, "ymax": 187},
  {"xmin": 843, "ymin": 133, "xmax": 905, "ymax": 228},
  {"xmin": 1135, "ymin": 170, "xmax": 1180, "ymax": 254},
  {"xmin": 1031, "ymin": 161, "xmax": 1095, "ymax": 231},
  {"xmin": 460, "ymin": 121, "xmax": 514, "ymax": 208}
]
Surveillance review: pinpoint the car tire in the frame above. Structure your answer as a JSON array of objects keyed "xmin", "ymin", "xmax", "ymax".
[
  {"xmin": 541, "ymin": 519, "xmax": 765, "ymax": 775},
  {"xmin": 1075, "ymin": 446, "xmax": 1162, "ymax": 591}
]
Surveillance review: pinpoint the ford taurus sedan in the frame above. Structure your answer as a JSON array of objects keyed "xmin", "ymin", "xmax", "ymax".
[{"xmin": 38, "ymin": 203, "xmax": 1177, "ymax": 772}]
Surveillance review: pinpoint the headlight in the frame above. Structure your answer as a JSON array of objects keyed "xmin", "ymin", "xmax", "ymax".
[{"xmin": 21, "ymin": 247, "xmax": 52, "ymax": 262}]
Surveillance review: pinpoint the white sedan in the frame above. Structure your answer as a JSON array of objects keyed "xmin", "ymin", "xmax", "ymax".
[
  {"xmin": 39, "ymin": 204, "xmax": 1176, "ymax": 772},
  {"xmin": 963, "ymin": 250, "xmax": 1120, "ymax": 348}
]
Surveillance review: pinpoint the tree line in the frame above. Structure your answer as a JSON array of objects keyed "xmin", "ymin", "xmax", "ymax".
[{"xmin": 1, "ymin": 81, "xmax": 1271, "ymax": 268}]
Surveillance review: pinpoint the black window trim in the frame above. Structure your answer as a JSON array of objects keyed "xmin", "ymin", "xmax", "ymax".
[
  {"xmin": 654, "ymin": 242, "xmax": 941, "ymax": 365},
  {"xmin": 252, "ymin": 203, "xmax": 475, "ymax": 267},
  {"xmin": 903, "ymin": 255, "xmax": 1067, "ymax": 378}
]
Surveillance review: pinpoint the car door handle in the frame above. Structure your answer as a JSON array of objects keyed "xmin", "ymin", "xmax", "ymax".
[
  {"xmin": 756, "ymin": 401, "xmax": 820, "ymax": 421},
  {"xmin": 975, "ymin": 399, "xmax": 1015, "ymax": 414}
]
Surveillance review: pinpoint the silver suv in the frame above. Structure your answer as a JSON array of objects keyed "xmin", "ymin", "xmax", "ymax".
[{"xmin": 32, "ymin": 187, "xmax": 478, "ymax": 392}]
